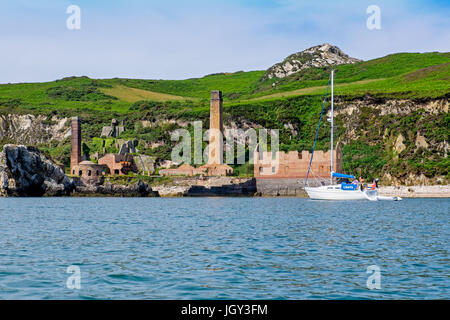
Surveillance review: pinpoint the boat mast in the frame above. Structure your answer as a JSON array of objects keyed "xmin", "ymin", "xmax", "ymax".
[{"xmin": 330, "ymin": 69, "xmax": 334, "ymax": 185}]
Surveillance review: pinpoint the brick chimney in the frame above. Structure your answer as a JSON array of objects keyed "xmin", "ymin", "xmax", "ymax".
[
  {"xmin": 208, "ymin": 91, "xmax": 223, "ymax": 164},
  {"xmin": 70, "ymin": 117, "xmax": 81, "ymax": 173}
]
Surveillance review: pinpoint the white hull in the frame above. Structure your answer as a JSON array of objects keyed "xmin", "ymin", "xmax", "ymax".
[{"xmin": 305, "ymin": 185, "xmax": 377, "ymax": 201}]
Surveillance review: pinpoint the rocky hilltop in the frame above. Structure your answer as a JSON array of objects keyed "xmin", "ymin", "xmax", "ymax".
[{"xmin": 263, "ymin": 43, "xmax": 361, "ymax": 80}]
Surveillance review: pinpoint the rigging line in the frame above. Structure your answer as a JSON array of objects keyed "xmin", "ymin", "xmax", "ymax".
[{"xmin": 305, "ymin": 77, "xmax": 331, "ymax": 185}]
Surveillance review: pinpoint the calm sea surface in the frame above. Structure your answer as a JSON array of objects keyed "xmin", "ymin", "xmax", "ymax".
[{"xmin": 0, "ymin": 197, "xmax": 448, "ymax": 299}]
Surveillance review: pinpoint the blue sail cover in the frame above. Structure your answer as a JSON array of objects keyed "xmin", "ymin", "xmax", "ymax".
[{"xmin": 332, "ymin": 172, "xmax": 355, "ymax": 179}]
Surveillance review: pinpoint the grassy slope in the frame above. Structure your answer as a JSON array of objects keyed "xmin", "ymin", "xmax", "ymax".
[
  {"xmin": 248, "ymin": 52, "xmax": 450, "ymax": 99},
  {"xmin": 1, "ymin": 52, "xmax": 448, "ymax": 115},
  {"xmin": 99, "ymin": 85, "xmax": 194, "ymax": 102},
  {"xmin": 106, "ymin": 71, "xmax": 264, "ymax": 100}
]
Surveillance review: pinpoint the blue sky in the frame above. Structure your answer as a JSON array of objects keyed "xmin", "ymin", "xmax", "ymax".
[{"xmin": 0, "ymin": 0, "xmax": 449, "ymax": 83}]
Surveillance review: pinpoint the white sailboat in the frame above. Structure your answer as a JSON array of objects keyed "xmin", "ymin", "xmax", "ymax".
[{"xmin": 304, "ymin": 70, "xmax": 401, "ymax": 201}]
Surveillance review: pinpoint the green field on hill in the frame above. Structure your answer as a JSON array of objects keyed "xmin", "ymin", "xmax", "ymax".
[{"xmin": 0, "ymin": 52, "xmax": 448, "ymax": 116}]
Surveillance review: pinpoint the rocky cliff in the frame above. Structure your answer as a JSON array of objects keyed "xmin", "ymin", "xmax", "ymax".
[
  {"xmin": 262, "ymin": 43, "xmax": 361, "ymax": 80},
  {"xmin": 0, "ymin": 114, "xmax": 70, "ymax": 145},
  {"xmin": 334, "ymin": 97, "xmax": 449, "ymax": 185},
  {"xmin": 0, "ymin": 144, "xmax": 73, "ymax": 196}
]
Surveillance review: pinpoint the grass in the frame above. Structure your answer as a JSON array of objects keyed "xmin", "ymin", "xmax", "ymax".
[
  {"xmin": 251, "ymin": 52, "xmax": 450, "ymax": 98},
  {"xmin": 1, "ymin": 52, "xmax": 448, "ymax": 115},
  {"xmin": 99, "ymin": 85, "xmax": 194, "ymax": 102},
  {"xmin": 106, "ymin": 70, "xmax": 264, "ymax": 101},
  {"xmin": 242, "ymin": 79, "xmax": 383, "ymax": 102}
]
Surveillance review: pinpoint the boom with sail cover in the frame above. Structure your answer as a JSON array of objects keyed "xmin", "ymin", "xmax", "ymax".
[{"xmin": 332, "ymin": 172, "xmax": 355, "ymax": 179}]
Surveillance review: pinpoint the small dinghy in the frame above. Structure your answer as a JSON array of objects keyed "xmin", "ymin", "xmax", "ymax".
[{"xmin": 373, "ymin": 195, "xmax": 403, "ymax": 201}]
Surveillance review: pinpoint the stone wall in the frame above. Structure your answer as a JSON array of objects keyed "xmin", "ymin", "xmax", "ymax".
[
  {"xmin": 152, "ymin": 176, "xmax": 256, "ymax": 197},
  {"xmin": 255, "ymin": 178, "xmax": 304, "ymax": 197}
]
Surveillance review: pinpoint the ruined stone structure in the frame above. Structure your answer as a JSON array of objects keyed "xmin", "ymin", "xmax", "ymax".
[
  {"xmin": 71, "ymin": 160, "xmax": 109, "ymax": 184},
  {"xmin": 254, "ymin": 144, "xmax": 342, "ymax": 179},
  {"xmin": 134, "ymin": 155, "xmax": 155, "ymax": 176},
  {"xmin": 159, "ymin": 164, "xmax": 204, "ymax": 177},
  {"xmin": 159, "ymin": 91, "xmax": 233, "ymax": 177},
  {"xmin": 70, "ymin": 117, "xmax": 138, "ymax": 181},
  {"xmin": 159, "ymin": 163, "xmax": 233, "ymax": 177},
  {"xmin": 198, "ymin": 163, "xmax": 233, "ymax": 176},
  {"xmin": 101, "ymin": 119, "xmax": 125, "ymax": 138},
  {"xmin": 117, "ymin": 140, "xmax": 136, "ymax": 155},
  {"xmin": 98, "ymin": 153, "xmax": 136, "ymax": 176},
  {"xmin": 70, "ymin": 117, "xmax": 108, "ymax": 182}
]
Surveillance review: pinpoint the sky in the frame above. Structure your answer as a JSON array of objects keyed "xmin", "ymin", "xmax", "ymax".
[{"xmin": 0, "ymin": 0, "xmax": 449, "ymax": 83}]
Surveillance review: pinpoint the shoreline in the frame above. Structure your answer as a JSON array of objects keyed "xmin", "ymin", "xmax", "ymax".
[
  {"xmin": 2, "ymin": 185, "xmax": 449, "ymax": 198},
  {"xmin": 378, "ymin": 185, "xmax": 450, "ymax": 198}
]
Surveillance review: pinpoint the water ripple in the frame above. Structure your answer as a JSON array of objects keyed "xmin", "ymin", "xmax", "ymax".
[{"xmin": 0, "ymin": 197, "xmax": 448, "ymax": 299}]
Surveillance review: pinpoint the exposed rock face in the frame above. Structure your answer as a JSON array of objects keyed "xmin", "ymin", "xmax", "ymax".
[
  {"xmin": 73, "ymin": 179, "xmax": 158, "ymax": 197},
  {"xmin": 334, "ymin": 97, "xmax": 448, "ymax": 119},
  {"xmin": 394, "ymin": 134, "xmax": 406, "ymax": 154},
  {"xmin": 0, "ymin": 114, "xmax": 70, "ymax": 145},
  {"xmin": 0, "ymin": 144, "xmax": 73, "ymax": 196},
  {"xmin": 334, "ymin": 97, "xmax": 449, "ymax": 185},
  {"xmin": 263, "ymin": 43, "xmax": 361, "ymax": 80}
]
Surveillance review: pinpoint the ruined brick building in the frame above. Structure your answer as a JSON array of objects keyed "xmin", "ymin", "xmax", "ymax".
[
  {"xmin": 159, "ymin": 90, "xmax": 233, "ymax": 177},
  {"xmin": 253, "ymin": 145, "xmax": 342, "ymax": 179},
  {"xmin": 70, "ymin": 117, "xmax": 137, "ymax": 181}
]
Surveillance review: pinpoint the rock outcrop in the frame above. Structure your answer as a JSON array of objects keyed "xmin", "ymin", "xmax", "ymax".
[
  {"xmin": 334, "ymin": 97, "xmax": 449, "ymax": 185},
  {"xmin": 0, "ymin": 114, "xmax": 70, "ymax": 145},
  {"xmin": 263, "ymin": 43, "xmax": 361, "ymax": 80},
  {"xmin": 0, "ymin": 144, "xmax": 159, "ymax": 197},
  {"xmin": 73, "ymin": 179, "xmax": 158, "ymax": 197},
  {"xmin": 0, "ymin": 144, "xmax": 73, "ymax": 196},
  {"xmin": 152, "ymin": 177, "xmax": 256, "ymax": 197}
]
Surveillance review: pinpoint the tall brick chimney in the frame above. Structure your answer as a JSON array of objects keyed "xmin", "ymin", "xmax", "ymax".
[
  {"xmin": 208, "ymin": 90, "xmax": 223, "ymax": 164},
  {"xmin": 70, "ymin": 116, "xmax": 81, "ymax": 173}
]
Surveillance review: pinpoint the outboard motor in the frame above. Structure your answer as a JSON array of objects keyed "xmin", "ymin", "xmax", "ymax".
[{"xmin": 375, "ymin": 178, "xmax": 379, "ymax": 189}]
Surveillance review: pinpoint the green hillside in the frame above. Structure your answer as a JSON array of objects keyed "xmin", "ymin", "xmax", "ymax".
[
  {"xmin": 0, "ymin": 50, "xmax": 448, "ymax": 184},
  {"xmin": 1, "ymin": 52, "xmax": 448, "ymax": 115}
]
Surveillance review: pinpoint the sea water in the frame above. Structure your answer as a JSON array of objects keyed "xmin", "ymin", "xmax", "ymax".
[{"xmin": 0, "ymin": 197, "xmax": 448, "ymax": 299}]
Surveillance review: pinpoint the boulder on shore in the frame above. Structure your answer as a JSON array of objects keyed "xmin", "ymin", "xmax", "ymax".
[
  {"xmin": 0, "ymin": 144, "xmax": 72, "ymax": 196},
  {"xmin": 73, "ymin": 179, "xmax": 158, "ymax": 197}
]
